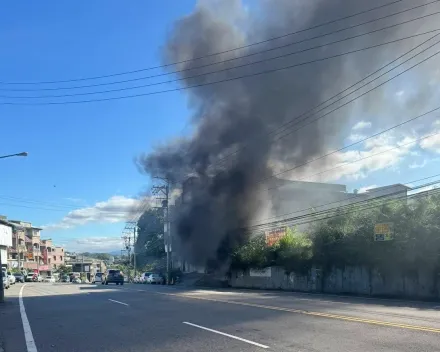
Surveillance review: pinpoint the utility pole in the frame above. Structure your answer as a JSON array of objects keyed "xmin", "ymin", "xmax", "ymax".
[
  {"xmin": 133, "ymin": 225, "xmax": 137, "ymax": 277},
  {"xmin": 152, "ymin": 177, "xmax": 170, "ymax": 284},
  {"xmin": 122, "ymin": 221, "xmax": 137, "ymax": 280}
]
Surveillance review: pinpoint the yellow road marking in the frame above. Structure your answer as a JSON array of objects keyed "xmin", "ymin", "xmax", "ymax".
[{"xmin": 157, "ymin": 292, "xmax": 440, "ymax": 334}]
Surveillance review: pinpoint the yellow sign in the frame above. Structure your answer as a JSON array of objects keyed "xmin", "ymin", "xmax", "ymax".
[{"xmin": 374, "ymin": 223, "xmax": 393, "ymax": 241}]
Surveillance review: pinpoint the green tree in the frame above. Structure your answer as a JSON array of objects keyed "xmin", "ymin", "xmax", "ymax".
[
  {"xmin": 274, "ymin": 227, "xmax": 312, "ymax": 273},
  {"xmin": 56, "ymin": 265, "xmax": 70, "ymax": 275},
  {"xmin": 135, "ymin": 208, "xmax": 165, "ymax": 266}
]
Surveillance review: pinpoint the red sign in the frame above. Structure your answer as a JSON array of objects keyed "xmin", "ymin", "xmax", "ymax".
[
  {"xmin": 42, "ymin": 248, "xmax": 48, "ymax": 264},
  {"xmin": 265, "ymin": 227, "xmax": 287, "ymax": 246}
]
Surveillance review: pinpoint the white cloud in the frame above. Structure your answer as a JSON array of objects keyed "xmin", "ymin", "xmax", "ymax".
[
  {"xmin": 352, "ymin": 121, "xmax": 372, "ymax": 131},
  {"xmin": 348, "ymin": 134, "xmax": 365, "ymax": 142},
  {"xmin": 395, "ymin": 90, "xmax": 405, "ymax": 97},
  {"xmin": 285, "ymin": 130, "xmax": 416, "ymax": 182},
  {"xmin": 43, "ymin": 196, "xmax": 153, "ymax": 231},
  {"xmin": 409, "ymin": 160, "xmax": 428, "ymax": 169},
  {"xmin": 358, "ymin": 185, "xmax": 378, "ymax": 193},
  {"xmin": 420, "ymin": 134, "xmax": 440, "ymax": 153},
  {"xmin": 61, "ymin": 236, "xmax": 123, "ymax": 253}
]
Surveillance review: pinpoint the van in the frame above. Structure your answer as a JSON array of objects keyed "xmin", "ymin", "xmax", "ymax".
[{"xmin": 93, "ymin": 272, "xmax": 103, "ymax": 284}]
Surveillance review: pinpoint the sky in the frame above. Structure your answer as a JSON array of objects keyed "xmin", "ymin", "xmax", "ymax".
[{"xmin": 1, "ymin": 0, "xmax": 440, "ymax": 253}]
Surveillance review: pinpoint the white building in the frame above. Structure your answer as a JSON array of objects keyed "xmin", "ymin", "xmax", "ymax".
[{"xmin": 0, "ymin": 218, "xmax": 13, "ymax": 270}]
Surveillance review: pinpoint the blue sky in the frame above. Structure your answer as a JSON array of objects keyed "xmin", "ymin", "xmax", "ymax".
[
  {"xmin": 0, "ymin": 1, "xmax": 196, "ymax": 251},
  {"xmin": 1, "ymin": 1, "xmax": 440, "ymax": 252}
]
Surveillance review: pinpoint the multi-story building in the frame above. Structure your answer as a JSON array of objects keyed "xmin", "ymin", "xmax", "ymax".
[
  {"xmin": 1, "ymin": 216, "xmax": 66, "ymax": 276},
  {"xmin": 52, "ymin": 246, "xmax": 65, "ymax": 269},
  {"xmin": 0, "ymin": 217, "xmax": 13, "ymax": 271}
]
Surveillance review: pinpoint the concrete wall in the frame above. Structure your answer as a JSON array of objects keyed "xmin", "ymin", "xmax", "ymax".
[{"xmin": 229, "ymin": 266, "xmax": 440, "ymax": 299}]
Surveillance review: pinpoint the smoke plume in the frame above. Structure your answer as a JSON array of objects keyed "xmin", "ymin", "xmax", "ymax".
[{"xmin": 138, "ymin": 0, "xmax": 440, "ymax": 266}]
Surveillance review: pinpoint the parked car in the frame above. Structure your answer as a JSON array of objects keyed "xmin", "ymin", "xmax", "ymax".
[
  {"xmin": 13, "ymin": 272, "xmax": 25, "ymax": 283},
  {"xmin": 92, "ymin": 272, "xmax": 103, "ymax": 284},
  {"xmin": 43, "ymin": 276, "xmax": 56, "ymax": 283},
  {"xmin": 7, "ymin": 272, "xmax": 16, "ymax": 285},
  {"xmin": 25, "ymin": 273, "xmax": 35, "ymax": 282},
  {"xmin": 60, "ymin": 275, "xmax": 69, "ymax": 282},
  {"xmin": 2, "ymin": 275, "xmax": 10, "ymax": 290},
  {"xmin": 140, "ymin": 272, "xmax": 153, "ymax": 284},
  {"xmin": 146, "ymin": 273, "xmax": 164, "ymax": 285},
  {"xmin": 73, "ymin": 277, "xmax": 82, "ymax": 284},
  {"xmin": 102, "ymin": 269, "xmax": 124, "ymax": 285}
]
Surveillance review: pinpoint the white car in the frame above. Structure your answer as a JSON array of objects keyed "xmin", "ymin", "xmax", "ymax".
[
  {"xmin": 7, "ymin": 272, "xmax": 16, "ymax": 284},
  {"xmin": 92, "ymin": 272, "xmax": 103, "ymax": 284},
  {"xmin": 140, "ymin": 272, "xmax": 153, "ymax": 284},
  {"xmin": 43, "ymin": 276, "xmax": 56, "ymax": 283},
  {"xmin": 147, "ymin": 273, "xmax": 164, "ymax": 284}
]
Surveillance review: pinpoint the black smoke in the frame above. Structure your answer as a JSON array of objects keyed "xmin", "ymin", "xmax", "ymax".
[{"xmin": 138, "ymin": 0, "xmax": 440, "ymax": 267}]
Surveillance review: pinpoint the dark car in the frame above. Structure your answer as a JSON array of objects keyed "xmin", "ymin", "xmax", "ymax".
[
  {"xmin": 103, "ymin": 269, "xmax": 124, "ymax": 285},
  {"xmin": 13, "ymin": 273, "xmax": 25, "ymax": 283}
]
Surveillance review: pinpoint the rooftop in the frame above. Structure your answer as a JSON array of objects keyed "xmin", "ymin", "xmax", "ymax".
[{"xmin": 364, "ymin": 184, "xmax": 412, "ymax": 192}]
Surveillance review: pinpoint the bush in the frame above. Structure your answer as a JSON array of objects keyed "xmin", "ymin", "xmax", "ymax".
[{"xmin": 274, "ymin": 228, "xmax": 312, "ymax": 273}]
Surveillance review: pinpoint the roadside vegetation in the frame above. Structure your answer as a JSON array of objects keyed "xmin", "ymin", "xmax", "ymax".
[{"xmin": 231, "ymin": 193, "xmax": 440, "ymax": 275}]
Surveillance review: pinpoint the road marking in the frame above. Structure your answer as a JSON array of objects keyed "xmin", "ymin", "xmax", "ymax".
[
  {"xmin": 108, "ymin": 299, "xmax": 129, "ymax": 306},
  {"xmin": 160, "ymin": 292, "xmax": 440, "ymax": 334},
  {"xmin": 183, "ymin": 321, "xmax": 269, "ymax": 349},
  {"xmin": 19, "ymin": 284, "xmax": 38, "ymax": 352}
]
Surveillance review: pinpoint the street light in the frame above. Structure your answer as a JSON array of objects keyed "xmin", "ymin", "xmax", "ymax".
[
  {"xmin": 0, "ymin": 151, "xmax": 27, "ymax": 303},
  {"xmin": 0, "ymin": 152, "xmax": 28, "ymax": 159}
]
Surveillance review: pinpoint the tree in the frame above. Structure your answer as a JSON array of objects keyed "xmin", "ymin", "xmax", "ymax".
[
  {"xmin": 56, "ymin": 265, "xmax": 70, "ymax": 275},
  {"xmin": 135, "ymin": 208, "xmax": 165, "ymax": 266}
]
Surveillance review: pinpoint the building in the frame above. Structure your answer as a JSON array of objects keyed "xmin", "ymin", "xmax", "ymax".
[
  {"xmin": 65, "ymin": 252, "xmax": 106, "ymax": 281},
  {"xmin": 1, "ymin": 216, "xmax": 66, "ymax": 276},
  {"xmin": 0, "ymin": 217, "xmax": 13, "ymax": 271},
  {"xmin": 52, "ymin": 246, "xmax": 65, "ymax": 269}
]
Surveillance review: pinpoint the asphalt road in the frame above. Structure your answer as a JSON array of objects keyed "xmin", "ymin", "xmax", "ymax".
[{"xmin": 1, "ymin": 282, "xmax": 440, "ymax": 352}]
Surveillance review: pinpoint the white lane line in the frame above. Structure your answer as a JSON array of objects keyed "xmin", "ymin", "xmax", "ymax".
[
  {"xmin": 108, "ymin": 299, "xmax": 129, "ymax": 306},
  {"xmin": 19, "ymin": 284, "xmax": 38, "ymax": 352},
  {"xmin": 183, "ymin": 321, "xmax": 269, "ymax": 349}
]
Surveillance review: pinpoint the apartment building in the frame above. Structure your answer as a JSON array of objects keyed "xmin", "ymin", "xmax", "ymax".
[
  {"xmin": 1, "ymin": 216, "xmax": 65, "ymax": 275},
  {"xmin": 52, "ymin": 246, "xmax": 65, "ymax": 269}
]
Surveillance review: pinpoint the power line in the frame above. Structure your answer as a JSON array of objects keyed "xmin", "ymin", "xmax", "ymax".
[
  {"xmin": 0, "ymin": 0, "xmax": 407, "ymax": 85},
  {"xmin": 6, "ymin": 10, "xmax": 440, "ymax": 100},
  {"xmin": 245, "ymin": 182, "xmax": 440, "ymax": 233},
  {"xmin": 255, "ymin": 187, "xmax": 440, "ymax": 233},
  {"xmin": 2, "ymin": 29, "xmax": 439, "ymax": 106},
  {"xmin": 4, "ymin": 1, "xmax": 438, "ymax": 92},
  {"xmin": 177, "ymin": 34, "xmax": 440, "ymax": 191},
  {"xmin": 267, "ymin": 129, "xmax": 440, "ymax": 191},
  {"xmin": 210, "ymin": 32, "xmax": 440, "ymax": 170},
  {"xmin": 250, "ymin": 173, "xmax": 440, "ymax": 226}
]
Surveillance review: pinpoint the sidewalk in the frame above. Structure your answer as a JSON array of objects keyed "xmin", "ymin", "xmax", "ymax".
[{"xmin": 0, "ymin": 291, "xmax": 27, "ymax": 352}]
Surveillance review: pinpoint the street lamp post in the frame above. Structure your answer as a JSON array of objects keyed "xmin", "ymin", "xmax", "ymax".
[
  {"xmin": 0, "ymin": 152, "xmax": 28, "ymax": 159},
  {"xmin": 0, "ymin": 151, "xmax": 28, "ymax": 303}
]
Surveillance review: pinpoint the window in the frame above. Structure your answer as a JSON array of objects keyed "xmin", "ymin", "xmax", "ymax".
[
  {"xmin": 60, "ymin": 256, "xmax": 63, "ymax": 261},
  {"xmin": 53, "ymin": 256, "xmax": 56, "ymax": 260}
]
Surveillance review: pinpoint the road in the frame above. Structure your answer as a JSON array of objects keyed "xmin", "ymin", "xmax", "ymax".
[{"xmin": 1, "ymin": 282, "xmax": 440, "ymax": 352}]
